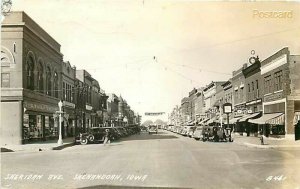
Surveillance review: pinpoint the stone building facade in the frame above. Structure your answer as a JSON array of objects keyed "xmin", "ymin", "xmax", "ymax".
[{"xmin": 1, "ymin": 12, "xmax": 63, "ymax": 144}]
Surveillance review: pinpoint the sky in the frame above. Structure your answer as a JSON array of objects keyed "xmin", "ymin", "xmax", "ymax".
[{"xmin": 11, "ymin": 0, "xmax": 300, "ymax": 122}]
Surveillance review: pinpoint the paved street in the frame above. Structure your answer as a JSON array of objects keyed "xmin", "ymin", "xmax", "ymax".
[{"xmin": 1, "ymin": 130, "xmax": 300, "ymax": 189}]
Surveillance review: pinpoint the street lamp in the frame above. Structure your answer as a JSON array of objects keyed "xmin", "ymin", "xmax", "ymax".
[{"xmin": 57, "ymin": 100, "xmax": 63, "ymax": 145}]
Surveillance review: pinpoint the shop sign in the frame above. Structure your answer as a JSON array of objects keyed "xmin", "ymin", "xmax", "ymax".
[
  {"xmin": 223, "ymin": 103, "xmax": 232, "ymax": 113},
  {"xmin": 246, "ymin": 99, "xmax": 262, "ymax": 106},
  {"xmin": 86, "ymin": 105, "xmax": 93, "ymax": 111},
  {"xmin": 264, "ymin": 92, "xmax": 283, "ymax": 102},
  {"xmin": 24, "ymin": 101, "xmax": 58, "ymax": 113},
  {"xmin": 63, "ymin": 101, "xmax": 75, "ymax": 109},
  {"xmin": 145, "ymin": 112, "xmax": 165, "ymax": 116}
]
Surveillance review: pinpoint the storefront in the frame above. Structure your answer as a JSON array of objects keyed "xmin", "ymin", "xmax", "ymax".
[
  {"xmin": 23, "ymin": 100, "xmax": 59, "ymax": 143},
  {"xmin": 63, "ymin": 101, "xmax": 76, "ymax": 137},
  {"xmin": 248, "ymin": 113, "xmax": 284, "ymax": 137}
]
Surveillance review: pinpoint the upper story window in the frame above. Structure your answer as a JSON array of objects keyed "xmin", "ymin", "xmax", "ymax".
[
  {"xmin": 274, "ymin": 70, "xmax": 283, "ymax": 91},
  {"xmin": 63, "ymin": 82, "xmax": 66, "ymax": 101},
  {"xmin": 264, "ymin": 75, "xmax": 272, "ymax": 94},
  {"xmin": 46, "ymin": 67, "xmax": 52, "ymax": 96},
  {"xmin": 26, "ymin": 56, "xmax": 35, "ymax": 90},
  {"xmin": 54, "ymin": 72, "xmax": 58, "ymax": 98},
  {"xmin": 37, "ymin": 62, "xmax": 44, "ymax": 93}
]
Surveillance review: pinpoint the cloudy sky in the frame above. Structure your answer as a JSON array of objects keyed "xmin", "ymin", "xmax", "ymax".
[{"xmin": 12, "ymin": 0, "xmax": 300, "ymax": 122}]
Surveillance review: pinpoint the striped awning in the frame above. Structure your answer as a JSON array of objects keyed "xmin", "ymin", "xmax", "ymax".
[
  {"xmin": 249, "ymin": 113, "xmax": 284, "ymax": 125},
  {"xmin": 239, "ymin": 112, "xmax": 261, "ymax": 122},
  {"xmin": 294, "ymin": 112, "xmax": 300, "ymax": 125},
  {"xmin": 266, "ymin": 113, "xmax": 285, "ymax": 125}
]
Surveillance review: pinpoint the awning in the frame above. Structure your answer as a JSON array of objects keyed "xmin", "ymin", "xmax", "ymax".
[
  {"xmin": 294, "ymin": 112, "xmax": 300, "ymax": 125},
  {"xmin": 229, "ymin": 116, "xmax": 242, "ymax": 124},
  {"xmin": 199, "ymin": 118, "xmax": 209, "ymax": 125},
  {"xmin": 239, "ymin": 112, "xmax": 261, "ymax": 122},
  {"xmin": 215, "ymin": 114, "xmax": 230, "ymax": 123},
  {"xmin": 206, "ymin": 117, "xmax": 217, "ymax": 125},
  {"xmin": 266, "ymin": 113, "xmax": 285, "ymax": 125},
  {"xmin": 249, "ymin": 113, "xmax": 284, "ymax": 125}
]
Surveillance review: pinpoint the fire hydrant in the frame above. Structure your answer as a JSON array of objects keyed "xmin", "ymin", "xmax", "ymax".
[{"xmin": 260, "ymin": 135, "xmax": 264, "ymax": 145}]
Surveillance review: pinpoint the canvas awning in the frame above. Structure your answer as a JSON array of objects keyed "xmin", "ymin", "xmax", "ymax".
[
  {"xmin": 249, "ymin": 113, "xmax": 284, "ymax": 125},
  {"xmin": 199, "ymin": 118, "xmax": 209, "ymax": 125},
  {"xmin": 206, "ymin": 117, "xmax": 217, "ymax": 125},
  {"xmin": 294, "ymin": 112, "xmax": 300, "ymax": 125},
  {"xmin": 215, "ymin": 114, "xmax": 230, "ymax": 123},
  {"xmin": 239, "ymin": 112, "xmax": 261, "ymax": 122},
  {"xmin": 229, "ymin": 116, "xmax": 242, "ymax": 124}
]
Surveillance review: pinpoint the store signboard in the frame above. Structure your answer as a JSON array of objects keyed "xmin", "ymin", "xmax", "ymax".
[
  {"xmin": 223, "ymin": 103, "xmax": 232, "ymax": 114},
  {"xmin": 24, "ymin": 101, "xmax": 58, "ymax": 113}
]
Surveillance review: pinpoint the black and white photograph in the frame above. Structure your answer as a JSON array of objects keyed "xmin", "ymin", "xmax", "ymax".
[{"xmin": 1, "ymin": 0, "xmax": 300, "ymax": 188}]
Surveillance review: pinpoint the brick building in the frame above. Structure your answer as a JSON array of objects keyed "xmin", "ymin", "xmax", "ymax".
[
  {"xmin": 181, "ymin": 97, "xmax": 190, "ymax": 124},
  {"xmin": 1, "ymin": 12, "xmax": 65, "ymax": 145},
  {"xmin": 249, "ymin": 48, "xmax": 300, "ymax": 139},
  {"xmin": 62, "ymin": 61, "xmax": 76, "ymax": 137},
  {"xmin": 194, "ymin": 88, "xmax": 205, "ymax": 123},
  {"xmin": 188, "ymin": 88, "xmax": 198, "ymax": 123}
]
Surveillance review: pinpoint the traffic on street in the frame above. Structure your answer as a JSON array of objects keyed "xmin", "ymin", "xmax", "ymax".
[{"xmin": 2, "ymin": 128, "xmax": 300, "ymax": 189}]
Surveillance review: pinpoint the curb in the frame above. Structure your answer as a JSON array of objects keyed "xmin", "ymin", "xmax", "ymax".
[
  {"xmin": 52, "ymin": 142, "xmax": 75, "ymax": 150},
  {"xmin": 235, "ymin": 141, "xmax": 300, "ymax": 149},
  {"xmin": 1, "ymin": 142, "xmax": 75, "ymax": 153}
]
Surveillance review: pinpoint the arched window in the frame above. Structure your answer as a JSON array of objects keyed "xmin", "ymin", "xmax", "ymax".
[
  {"xmin": 54, "ymin": 71, "xmax": 58, "ymax": 98},
  {"xmin": 37, "ymin": 62, "xmax": 44, "ymax": 93},
  {"xmin": 46, "ymin": 67, "xmax": 52, "ymax": 96},
  {"xmin": 26, "ymin": 56, "xmax": 35, "ymax": 90}
]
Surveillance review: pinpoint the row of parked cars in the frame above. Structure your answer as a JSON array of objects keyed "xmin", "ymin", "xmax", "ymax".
[
  {"xmin": 75, "ymin": 126, "xmax": 141, "ymax": 145},
  {"xmin": 163, "ymin": 125, "xmax": 234, "ymax": 142}
]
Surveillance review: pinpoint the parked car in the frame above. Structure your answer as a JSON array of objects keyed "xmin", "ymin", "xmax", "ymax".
[
  {"xmin": 202, "ymin": 126, "xmax": 233, "ymax": 142},
  {"xmin": 188, "ymin": 126, "xmax": 196, "ymax": 137},
  {"xmin": 193, "ymin": 126, "xmax": 204, "ymax": 140},
  {"xmin": 148, "ymin": 125, "xmax": 158, "ymax": 134},
  {"xmin": 75, "ymin": 127, "xmax": 106, "ymax": 145}
]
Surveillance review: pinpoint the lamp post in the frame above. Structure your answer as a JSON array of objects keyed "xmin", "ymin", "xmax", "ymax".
[
  {"xmin": 223, "ymin": 103, "xmax": 233, "ymax": 141},
  {"xmin": 57, "ymin": 100, "xmax": 63, "ymax": 145}
]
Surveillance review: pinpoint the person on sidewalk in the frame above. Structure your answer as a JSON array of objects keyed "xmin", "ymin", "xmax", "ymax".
[
  {"xmin": 103, "ymin": 129, "xmax": 111, "ymax": 145},
  {"xmin": 260, "ymin": 131, "xmax": 264, "ymax": 145}
]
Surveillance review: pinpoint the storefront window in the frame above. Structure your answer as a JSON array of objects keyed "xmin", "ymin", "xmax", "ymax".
[
  {"xmin": 270, "ymin": 125, "xmax": 285, "ymax": 135},
  {"xmin": 23, "ymin": 114, "xmax": 30, "ymax": 140}
]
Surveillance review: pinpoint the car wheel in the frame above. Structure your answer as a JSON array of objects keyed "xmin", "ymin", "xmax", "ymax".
[
  {"xmin": 88, "ymin": 135, "xmax": 95, "ymax": 142},
  {"xmin": 80, "ymin": 138, "xmax": 88, "ymax": 145}
]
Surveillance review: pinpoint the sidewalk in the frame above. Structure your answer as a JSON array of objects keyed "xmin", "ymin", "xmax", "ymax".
[
  {"xmin": 1, "ymin": 137, "xmax": 75, "ymax": 153},
  {"xmin": 234, "ymin": 134, "xmax": 300, "ymax": 149}
]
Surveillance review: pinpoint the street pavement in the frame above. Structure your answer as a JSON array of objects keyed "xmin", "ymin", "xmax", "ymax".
[{"xmin": 1, "ymin": 130, "xmax": 300, "ymax": 189}]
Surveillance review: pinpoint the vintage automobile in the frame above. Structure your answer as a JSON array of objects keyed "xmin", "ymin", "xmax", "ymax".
[
  {"xmin": 148, "ymin": 125, "xmax": 158, "ymax": 134},
  {"xmin": 193, "ymin": 126, "xmax": 204, "ymax": 140},
  {"xmin": 202, "ymin": 126, "xmax": 233, "ymax": 142},
  {"xmin": 75, "ymin": 127, "xmax": 106, "ymax": 145},
  {"xmin": 188, "ymin": 126, "xmax": 196, "ymax": 137}
]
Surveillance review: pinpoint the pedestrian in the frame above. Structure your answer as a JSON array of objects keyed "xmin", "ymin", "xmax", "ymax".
[
  {"xmin": 260, "ymin": 130, "xmax": 264, "ymax": 145},
  {"xmin": 104, "ymin": 129, "xmax": 110, "ymax": 145}
]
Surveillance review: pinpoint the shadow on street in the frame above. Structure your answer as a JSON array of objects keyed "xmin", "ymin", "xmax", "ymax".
[
  {"xmin": 78, "ymin": 184, "xmax": 190, "ymax": 189},
  {"xmin": 120, "ymin": 132, "xmax": 178, "ymax": 141}
]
